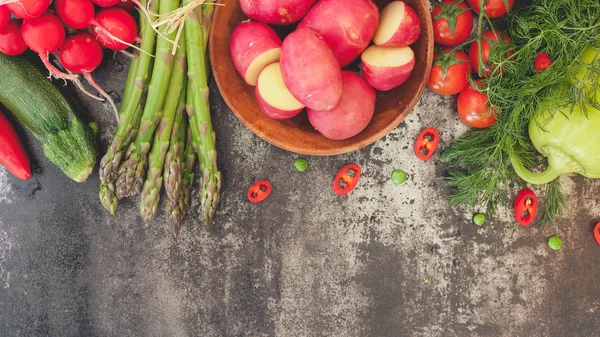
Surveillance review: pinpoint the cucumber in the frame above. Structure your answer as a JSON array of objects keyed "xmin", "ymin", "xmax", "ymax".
[{"xmin": 0, "ymin": 53, "xmax": 97, "ymax": 182}]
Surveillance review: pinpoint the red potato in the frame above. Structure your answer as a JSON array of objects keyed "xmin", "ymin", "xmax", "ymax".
[
  {"xmin": 0, "ymin": 6, "xmax": 9, "ymax": 30},
  {"xmin": 6, "ymin": 0, "xmax": 51, "ymax": 19},
  {"xmin": 297, "ymin": 0, "xmax": 379, "ymax": 68},
  {"xmin": 307, "ymin": 71, "xmax": 376, "ymax": 140},
  {"xmin": 0, "ymin": 19, "xmax": 27, "ymax": 55},
  {"xmin": 229, "ymin": 21, "xmax": 282, "ymax": 86},
  {"xmin": 255, "ymin": 62, "xmax": 304, "ymax": 120},
  {"xmin": 361, "ymin": 45, "xmax": 415, "ymax": 91},
  {"xmin": 373, "ymin": 1, "xmax": 421, "ymax": 47},
  {"xmin": 280, "ymin": 27, "xmax": 343, "ymax": 111},
  {"xmin": 240, "ymin": 0, "xmax": 317, "ymax": 26}
]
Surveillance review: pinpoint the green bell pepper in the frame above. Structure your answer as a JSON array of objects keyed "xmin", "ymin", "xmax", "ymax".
[{"xmin": 510, "ymin": 45, "xmax": 600, "ymax": 184}]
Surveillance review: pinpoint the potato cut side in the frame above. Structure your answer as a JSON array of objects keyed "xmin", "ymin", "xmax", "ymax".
[
  {"xmin": 361, "ymin": 45, "xmax": 414, "ymax": 67},
  {"xmin": 373, "ymin": 1, "xmax": 405, "ymax": 45},
  {"xmin": 244, "ymin": 48, "xmax": 281, "ymax": 86},
  {"xmin": 257, "ymin": 63, "xmax": 304, "ymax": 110}
]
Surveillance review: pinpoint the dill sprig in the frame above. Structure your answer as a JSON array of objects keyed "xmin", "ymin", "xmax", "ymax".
[{"xmin": 441, "ymin": 0, "xmax": 600, "ymax": 222}]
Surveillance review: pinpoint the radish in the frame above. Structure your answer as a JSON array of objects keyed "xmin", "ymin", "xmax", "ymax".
[
  {"xmin": 54, "ymin": 0, "xmax": 96, "ymax": 30},
  {"xmin": 3, "ymin": 0, "xmax": 51, "ymax": 19},
  {"xmin": 59, "ymin": 32, "xmax": 118, "ymax": 118},
  {"xmin": 21, "ymin": 12, "xmax": 78, "ymax": 80},
  {"xmin": 91, "ymin": 0, "xmax": 120, "ymax": 7},
  {"xmin": 0, "ymin": 5, "xmax": 9, "ymax": 30},
  {"xmin": 0, "ymin": 19, "xmax": 27, "ymax": 55},
  {"xmin": 93, "ymin": 7, "xmax": 138, "ymax": 51},
  {"xmin": 116, "ymin": 0, "xmax": 137, "ymax": 11},
  {"xmin": 54, "ymin": 1, "xmax": 144, "ymax": 56}
]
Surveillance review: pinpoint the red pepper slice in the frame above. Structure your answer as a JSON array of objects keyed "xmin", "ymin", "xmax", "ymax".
[
  {"xmin": 247, "ymin": 180, "xmax": 272, "ymax": 203},
  {"xmin": 513, "ymin": 188, "xmax": 538, "ymax": 226},
  {"xmin": 0, "ymin": 109, "xmax": 31, "ymax": 180},
  {"xmin": 594, "ymin": 222, "xmax": 600, "ymax": 246},
  {"xmin": 414, "ymin": 127, "xmax": 440, "ymax": 161},
  {"xmin": 332, "ymin": 163, "xmax": 361, "ymax": 195}
]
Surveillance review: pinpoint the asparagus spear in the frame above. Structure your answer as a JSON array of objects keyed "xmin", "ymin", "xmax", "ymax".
[
  {"xmin": 116, "ymin": 0, "xmax": 182, "ymax": 199},
  {"xmin": 98, "ymin": 0, "xmax": 158, "ymax": 214},
  {"xmin": 166, "ymin": 88, "xmax": 197, "ymax": 236},
  {"xmin": 99, "ymin": 95, "xmax": 147, "ymax": 214},
  {"xmin": 184, "ymin": 1, "xmax": 221, "ymax": 226},
  {"xmin": 140, "ymin": 35, "xmax": 187, "ymax": 222},
  {"xmin": 181, "ymin": 123, "xmax": 196, "ymax": 214},
  {"xmin": 164, "ymin": 94, "xmax": 189, "ymax": 236}
]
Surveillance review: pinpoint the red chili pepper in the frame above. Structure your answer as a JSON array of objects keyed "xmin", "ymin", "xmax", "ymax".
[
  {"xmin": 414, "ymin": 127, "xmax": 440, "ymax": 161},
  {"xmin": 594, "ymin": 222, "xmax": 600, "ymax": 246},
  {"xmin": 0, "ymin": 109, "xmax": 31, "ymax": 180},
  {"xmin": 534, "ymin": 52, "xmax": 552, "ymax": 73},
  {"xmin": 332, "ymin": 163, "xmax": 361, "ymax": 195},
  {"xmin": 513, "ymin": 188, "xmax": 538, "ymax": 226},
  {"xmin": 247, "ymin": 180, "xmax": 272, "ymax": 203}
]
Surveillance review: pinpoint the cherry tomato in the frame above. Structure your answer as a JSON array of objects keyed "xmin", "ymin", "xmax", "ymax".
[
  {"xmin": 457, "ymin": 80, "xmax": 497, "ymax": 128},
  {"xmin": 428, "ymin": 48, "xmax": 472, "ymax": 96},
  {"xmin": 467, "ymin": 0, "xmax": 515, "ymax": 18},
  {"xmin": 594, "ymin": 222, "xmax": 600, "ymax": 246},
  {"xmin": 431, "ymin": 0, "xmax": 474, "ymax": 47},
  {"xmin": 534, "ymin": 52, "xmax": 552, "ymax": 73},
  {"xmin": 247, "ymin": 180, "xmax": 272, "ymax": 203},
  {"xmin": 468, "ymin": 30, "xmax": 514, "ymax": 77}
]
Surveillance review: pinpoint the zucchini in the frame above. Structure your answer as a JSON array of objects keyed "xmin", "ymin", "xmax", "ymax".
[{"xmin": 0, "ymin": 53, "xmax": 97, "ymax": 182}]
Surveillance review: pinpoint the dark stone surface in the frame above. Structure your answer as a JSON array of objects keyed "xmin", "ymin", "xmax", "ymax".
[{"xmin": 1, "ymin": 46, "xmax": 600, "ymax": 337}]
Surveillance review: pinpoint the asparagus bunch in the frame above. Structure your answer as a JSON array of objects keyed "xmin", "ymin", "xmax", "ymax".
[
  {"xmin": 116, "ymin": 0, "xmax": 182, "ymax": 199},
  {"xmin": 98, "ymin": 0, "xmax": 222, "ymax": 234},
  {"xmin": 184, "ymin": 1, "xmax": 221, "ymax": 227},
  {"xmin": 98, "ymin": 0, "xmax": 158, "ymax": 214},
  {"xmin": 140, "ymin": 34, "xmax": 187, "ymax": 223}
]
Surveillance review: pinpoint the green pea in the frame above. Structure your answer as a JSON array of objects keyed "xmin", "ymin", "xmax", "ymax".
[
  {"xmin": 294, "ymin": 158, "xmax": 309, "ymax": 172},
  {"xmin": 547, "ymin": 235, "xmax": 563, "ymax": 250},
  {"xmin": 473, "ymin": 213, "xmax": 486, "ymax": 226},
  {"xmin": 392, "ymin": 170, "xmax": 407, "ymax": 184}
]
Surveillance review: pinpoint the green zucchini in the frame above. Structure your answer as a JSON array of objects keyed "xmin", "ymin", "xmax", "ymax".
[{"xmin": 0, "ymin": 53, "xmax": 97, "ymax": 182}]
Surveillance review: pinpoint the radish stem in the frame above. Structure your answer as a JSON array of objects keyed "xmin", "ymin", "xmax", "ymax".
[{"xmin": 84, "ymin": 73, "xmax": 118, "ymax": 120}]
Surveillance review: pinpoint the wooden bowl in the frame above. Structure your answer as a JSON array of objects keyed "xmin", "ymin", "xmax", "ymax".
[{"xmin": 209, "ymin": 0, "xmax": 434, "ymax": 156}]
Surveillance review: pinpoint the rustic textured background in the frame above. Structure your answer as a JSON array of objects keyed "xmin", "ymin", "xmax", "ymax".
[{"xmin": 1, "ymin": 15, "xmax": 600, "ymax": 337}]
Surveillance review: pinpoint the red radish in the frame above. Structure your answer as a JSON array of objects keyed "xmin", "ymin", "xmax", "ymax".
[
  {"xmin": 91, "ymin": 0, "xmax": 120, "ymax": 7},
  {"xmin": 54, "ymin": 0, "xmax": 142, "ymax": 55},
  {"xmin": 93, "ymin": 7, "xmax": 138, "ymax": 50},
  {"xmin": 0, "ymin": 5, "xmax": 9, "ymax": 30},
  {"xmin": 59, "ymin": 32, "xmax": 118, "ymax": 118},
  {"xmin": 21, "ymin": 12, "xmax": 78, "ymax": 80},
  {"xmin": 4, "ymin": 0, "xmax": 51, "ymax": 19},
  {"xmin": 116, "ymin": 0, "xmax": 137, "ymax": 11},
  {"xmin": 54, "ymin": 0, "xmax": 95, "ymax": 30},
  {"xmin": 0, "ymin": 19, "xmax": 27, "ymax": 55}
]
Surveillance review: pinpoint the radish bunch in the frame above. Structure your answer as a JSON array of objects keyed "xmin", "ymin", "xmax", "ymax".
[{"xmin": 0, "ymin": 0, "xmax": 142, "ymax": 118}]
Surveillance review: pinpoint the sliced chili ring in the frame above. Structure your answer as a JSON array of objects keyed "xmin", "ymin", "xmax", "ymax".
[
  {"xmin": 594, "ymin": 222, "xmax": 600, "ymax": 246},
  {"xmin": 513, "ymin": 188, "xmax": 538, "ymax": 226},
  {"xmin": 414, "ymin": 127, "xmax": 440, "ymax": 161},
  {"xmin": 332, "ymin": 163, "xmax": 361, "ymax": 196},
  {"xmin": 247, "ymin": 180, "xmax": 272, "ymax": 203}
]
